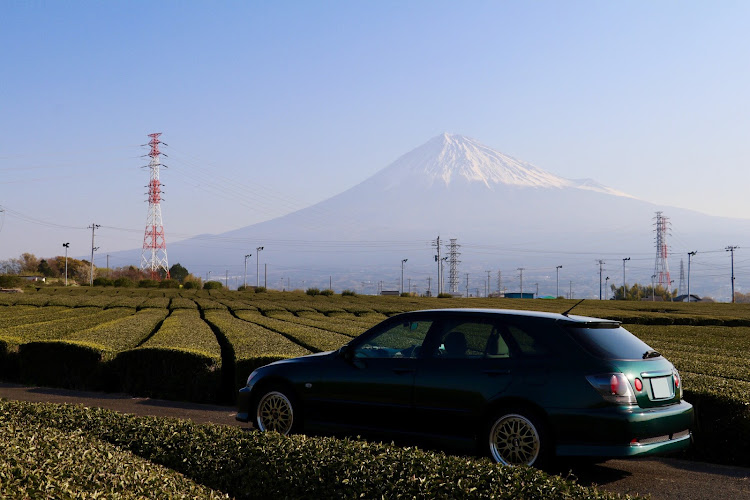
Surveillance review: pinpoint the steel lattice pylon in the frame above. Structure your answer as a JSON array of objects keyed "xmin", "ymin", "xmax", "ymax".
[
  {"xmin": 447, "ymin": 238, "xmax": 461, "ymax": 293},
  {"xmin": 653, "ymin": 211, "xmax": 670, "ymax": 289},
  {"xmin": 140, "ymin": 133, "xmax": 170, "ymax": 279}
]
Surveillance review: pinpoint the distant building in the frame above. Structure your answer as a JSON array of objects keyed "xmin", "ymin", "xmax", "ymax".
[
  {"xmin": 380, "ymin": 290, "xmax": 400, "ymax": 296},
  {"xmin": 504, "ymin": 292, "xmax": 535, "ymax": 299},
  {"xmin": 673, "ymin": 294, "xmax": 705, "ymax": 303}
]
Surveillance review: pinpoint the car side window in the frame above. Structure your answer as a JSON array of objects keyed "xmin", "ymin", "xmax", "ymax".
[
  {"xmin": 354, "ymin": 319, "xmax": 433, "ymax": 359},
  {"xmin": 435, "ymin": 320, "xmax": 511, "ymax": 359},
  {"xmin": 507, "ymin": 325, "xmax": 550, "ymax": 357}
]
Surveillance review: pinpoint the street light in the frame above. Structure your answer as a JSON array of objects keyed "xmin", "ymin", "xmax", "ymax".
[
  {"xmin": 256, "ymin": 247, "xmax": 264, "ymax": 287},
  {"xmin": 555, "ymin": 265, "xmax": 562, "ymax": 298},
  {"xmin": 244, "ymin": 254, "xmax": 252, "ymax": 288},
  {"xmin": 622, "ymin": 257, "xmax": 630, "ymax": 300},
  {"xmin": 401, "ymin": 259, "xmax": 408, "ymax": 294},
  {"xmin": 687, "ymin": 251, "xmax": 697, "ymax": 302},
  {"xmin": 62, "ymin": 243, "xmax": 70, "ymax": 286}
]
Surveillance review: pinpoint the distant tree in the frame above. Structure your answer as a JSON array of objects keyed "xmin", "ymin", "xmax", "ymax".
[
  {"xmin": 203, "ymin": 281, "xmax": 223, "ymax": 290},
  {"xmin": 254, "ymin": 286, "xmax": 267, "ymax": 293},
  {"xmin": 114, "ymin": 277, "xmax": 135, "ymax": 288},
  {"xmin": 168, "ymin": 263, "xmax": 190, "ymax": 283},
  {"xmin": 93, "ymin": 277, "xmax": 114, "ymax": 287},
  {"xmin": 320, "ymin": 289, "xmax": 334, "ymax": 296},
  {"xmin": 341, "ymin": 289, "xmax": 357, "ymax": 297},
  {"xmin": 37, "ymin": 259, "xmax": 55, "ymax": 277},
  {"xmin": 611, "ymin": 283, "xmax": 676, "ymax": 301},
  {"xmin": 138, "ymin": 279, "xmax": 160, "ymax": 288},
  {"xmin": 19, "ymin": 253, "xmax": 40, "ymax": 274},
  {"xmin": 734, "ymin": 292, "xmax": 750, "ymax": 304},
  {"xmin": 159, "ymin": 279, "xmax": 180, "ymax": 289},
  {"xmin": 306, "ymin": 288, "xmax": 320, "ymax": 296},
  {"xmin": 182, "ymin": 276, "xmax": 201, "ymax": 289},
  {"xmin": 0, "ymin": 259, "xmax": 21, "ymax": 274}
]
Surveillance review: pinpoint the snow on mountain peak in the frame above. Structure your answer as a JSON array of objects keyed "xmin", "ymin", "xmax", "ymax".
[{"xmin": 373, "ymin": 133, "xmax": 633, "ymax": 198}]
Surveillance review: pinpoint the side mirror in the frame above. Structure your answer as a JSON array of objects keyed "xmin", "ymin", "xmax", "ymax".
[{"xmin": 338, "ymin": 344, "xmax": 353, "ymax": 360}]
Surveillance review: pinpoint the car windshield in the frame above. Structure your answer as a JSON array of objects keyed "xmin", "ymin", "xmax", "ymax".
[{"xmin": 566, "ymin": 325, "xmax": 655, "ymax": 360}]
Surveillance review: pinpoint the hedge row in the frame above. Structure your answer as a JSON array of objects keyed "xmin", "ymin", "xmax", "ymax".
[
  {"xmin": 0, "ymin": 307, "xmax": 135, "ymax": 345},
  {"xmin": 0, "ymin": 400, "xmax": 630, "ymax": 500},
  {"xmin": 0, "ymin": 414, "xmax": 227, "ymax": 499},
  {"xmin": 267, "ymin": 310, "xmax": 365, "ymax": 337},
  {"xmin": 234, "ymin": 310, "xmax": 351, "ymax": 352}
]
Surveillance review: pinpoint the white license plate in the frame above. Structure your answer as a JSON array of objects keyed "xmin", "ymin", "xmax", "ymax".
[{"xmin": 650, "ymin": 376, "xmax": 673, "ymax": 399}]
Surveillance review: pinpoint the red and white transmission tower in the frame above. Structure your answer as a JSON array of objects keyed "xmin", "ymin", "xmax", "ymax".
[
  {"xmin": 140, "ymin": 133, "xmax": 170, "ymax": 279},
  {"xmin": 653, "ymin": 211, "xmax": 670, "ymax": 289}
]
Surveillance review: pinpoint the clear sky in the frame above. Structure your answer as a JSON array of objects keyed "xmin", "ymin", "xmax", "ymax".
[{"xmin": 2, "ymin": 1, "xmax": 749, "ymax": 269}]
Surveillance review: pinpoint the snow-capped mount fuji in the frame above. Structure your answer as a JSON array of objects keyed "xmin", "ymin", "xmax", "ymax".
[
  {"xmin": 371, "ymin": 133, "xmax": 632, "ymax": 197},
  {"xmin": 161, "ymin": 133, "xmax": 750, "ymax": 298}
]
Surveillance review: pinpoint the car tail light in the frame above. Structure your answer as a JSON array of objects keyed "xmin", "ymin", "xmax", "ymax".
[
  {"xmin": 586, "ymin": 373, "xmax": 637, "ymax": 405},
  {"xmin": 672, "ymin": 367, "xmax": 683, "ymax": 399}
]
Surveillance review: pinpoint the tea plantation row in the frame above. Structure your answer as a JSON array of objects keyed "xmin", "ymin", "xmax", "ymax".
[
  {"xmin": 0, "ymin": 287, "xmax": 748, "ymax": 466},
  {"xmin": 0, "ymin": 399, "xmax": 631, "ymax": 499}
]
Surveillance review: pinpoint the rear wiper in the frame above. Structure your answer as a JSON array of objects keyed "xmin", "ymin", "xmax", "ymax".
[{"xmin": 642, "ymin": 350, "xmax": 662, "ymax": 359}]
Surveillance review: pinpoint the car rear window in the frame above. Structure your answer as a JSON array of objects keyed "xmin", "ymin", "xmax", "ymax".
[{"xmin": 566, "ymin": 325, "xmax": 655, "ymax": 360}]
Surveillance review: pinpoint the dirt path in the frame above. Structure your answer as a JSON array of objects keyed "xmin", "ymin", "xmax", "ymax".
[{"xmin": 1, "ymin": 382, "xmax": 748, "ymax": 500}]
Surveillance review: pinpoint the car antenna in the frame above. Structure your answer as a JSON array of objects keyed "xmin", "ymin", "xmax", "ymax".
[{"xmin": 561, "ymin": 299, "xmax": 585, "ymax": 317}]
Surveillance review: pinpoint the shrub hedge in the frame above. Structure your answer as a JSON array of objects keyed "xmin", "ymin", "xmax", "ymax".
[{"xmin": 0, "ymin": 400, "xmax": 629, "ymax": 500}]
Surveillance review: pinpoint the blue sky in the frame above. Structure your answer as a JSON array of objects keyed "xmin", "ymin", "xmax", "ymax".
[{"xmin": 2, "ymin": 1, "xmax": 749, "ymax": 275}]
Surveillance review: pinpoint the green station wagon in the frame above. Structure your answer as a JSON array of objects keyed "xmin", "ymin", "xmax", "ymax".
[{"xmin": 236, "ymin": 308, "xmax": 693, "ymax": 466}]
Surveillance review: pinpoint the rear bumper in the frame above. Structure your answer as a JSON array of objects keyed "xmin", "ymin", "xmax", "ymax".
[{"xmin": 551, "ymin": 400, "xmax": 694, "ymax": 458}]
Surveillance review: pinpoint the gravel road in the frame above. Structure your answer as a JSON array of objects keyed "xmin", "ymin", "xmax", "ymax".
[{"xmin": 1, "ymin": 382, "xmax": 747, "ymax": 500}]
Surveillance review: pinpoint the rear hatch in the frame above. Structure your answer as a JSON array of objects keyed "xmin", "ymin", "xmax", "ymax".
[{"xmin": 565, "ymin": 323, "xmax": 682, "ymax": 408}]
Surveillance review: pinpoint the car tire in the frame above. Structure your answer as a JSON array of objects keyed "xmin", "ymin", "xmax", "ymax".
[
  {"xmin": 486, "ymin": 407, "xmax": 549, "ymax": 467},
  {"xmin": 254, "ymin": 387, "xmax": 300, "ymax": 435}
]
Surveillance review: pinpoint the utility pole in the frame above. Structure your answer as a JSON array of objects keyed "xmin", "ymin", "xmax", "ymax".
[
  {"xmin": 427, "ymin": 276, "xmax": 432, "ymax": 296},
  {"xmin": 534, "ymin": 283, "xmax": 539, "ymax": 298},
  {"xmin": 62, "ymin": 243, "xmax": 70, "ymax": 286},
  {"xmin": 556, "ymin": 265, "xmax": 562, "ymax": 298},
  {"xmin": 726, "ymin": 246, "xmax": 739, "ymax": 303},
  {"xmin": 88, "ymin": 223, "xmax": 100, "ymax": 286},
  {"xmin": 687, "ymin": 251, "xmax": 697, "ymax": 302},
  {"xmin": 605, "ymin": 277, "xmax": 610, "ymax": 300},
  {"xmin": 256, "ymin": 246, "xmax": 264, "ymax": 287},
  {"xmin": 225, "ymin": 270, "xmax": 229, "ymax": 288},
  {"xmin": 622, "ymin": 257, "xmax": 630, "ymax": 300},
  {"xmin": 244, "ymin": 254, "xmax": 252, "ymax": 288},
  {"xmin": 106, "ymin": 254, "xmax": 110, "ymax": 277},
  {"xmin": 466, "ymin": 273, "xmax": 470, "ymax": 298},
  {"xmin": 651, "ymin": 274, "xmax": 656, "ymax": 301},
  {"xmin": 486, "ymin": 270, "xmax": 491, "ymax": 297},
  {"xmin": 432, "ymin": 236, "xmax": 442, "ymax": 295},
  {"xmin": 264, "ymin": 263, "xmax": 267, "ymax": 289},
  {"xmin": 569, "ymin": 281, "xmax": 573, "ymax": 299},
  {"xmin": 518, "ymin": 268, "xmax": 525, "ymax": 297},
  {"xmin": 597, "ymin": 260, "xmax": 605, "ymax": 300}
]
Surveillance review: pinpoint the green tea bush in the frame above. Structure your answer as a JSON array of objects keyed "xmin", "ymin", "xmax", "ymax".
[
  {"xmin": 114, "ymin": 277, "xmax": 135, "ymax": 287},
  {"xmin": 0, "ymin": 408, "xmax": 227, "ymax": 499},
  {"xmin": 306, "ymin": 287, "xmax": 321, "ymax": 296},
  {"xmin": 341, "ymin": 289, "xmax": 357, "ymax": 296},
  {"xmin": 114, "ymin": 347, "xmax": 221, "ymax": 403},
  {"xmin": 204, "ymin": 281, "xmax": 224, "ymax": 290},
  {"xmin": 18, "ymin": 341, "xmax": 110, "ymax": 390},
  {"xmin": 0, "ymin": 400, "xmax": 627, "ymax": 500},
  {"xmin": 320, "ymin": 288, "xmax": 335, "ymax": 296}
]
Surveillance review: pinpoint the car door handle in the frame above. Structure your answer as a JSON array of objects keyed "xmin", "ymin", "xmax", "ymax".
[
  {"xmin": 482, "ymin": 369, "xmax": 511, "ymax": 377},
  {"xmin": 392, "ymin": 368, "xmax": 416, "ymax": 375}
]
